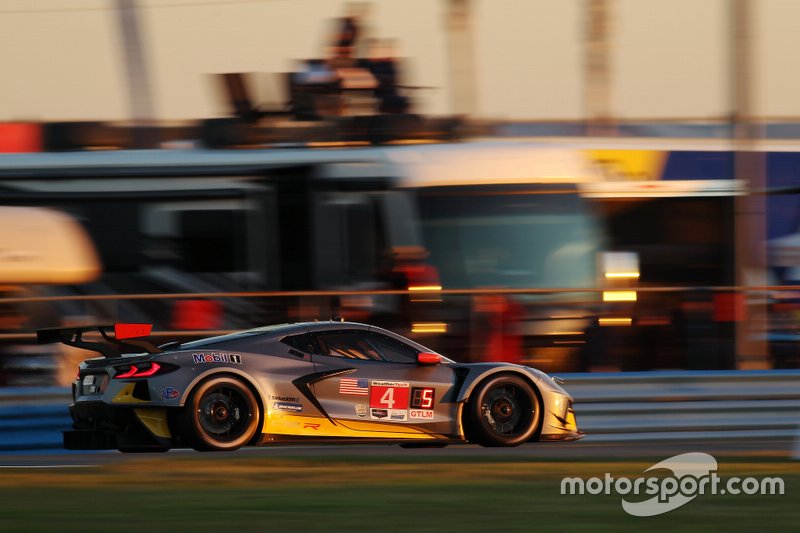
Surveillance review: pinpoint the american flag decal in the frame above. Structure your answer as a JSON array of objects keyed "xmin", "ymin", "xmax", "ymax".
[{"xmin": 339, "ymin": 377, "xmax": 369, "ymax": 396}]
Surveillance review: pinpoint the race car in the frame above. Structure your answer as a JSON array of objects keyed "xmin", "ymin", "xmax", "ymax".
[{"xmin": 39, "ymin": 321, "xmax": 582, "ymax": 452}]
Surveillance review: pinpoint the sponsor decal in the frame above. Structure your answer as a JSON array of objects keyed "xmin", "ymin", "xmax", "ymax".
[
  {"xmin": 370, "ymin": 408, "xmax": 389, "ymax": 419},
  {"xmin": 355, "ymin": 404, "xmax": 368, "ymax": 418},
  {"xmin": 192, "ymin": 352, "xmax": 242, "ymax": 364},
  {"xmin": 370, "ymin": 381, "xmax": 410, "ymax": 411},
  {"xmin": 371, "ymin": 380, "xmax": 410, "ymax": 388},
  {"xmin": 409, "ymin": 409, "xmax": 434, "ymax": 420},
  {"xmin": 371, "ymin": 408, "xmax": 406, "ymax": 421},
  {"xmin": 271, "ymin": 395, "xmax": 300, "ymax": 403},
  {"xmin": 272, "ymin": 401, "xmax": 303, "ymax": 412},
  {"xmin": 410, "ymin": 387, "xmax": 435, "ymax": 409},
  {"xmin": 339, "ymin": 377, "xmax": 369, "ymax": 396},
  {"xmin": 303, "ymin": 423, "xmax": 320, "ymax": 430},
  {"xmin": 161, "ymin": 387, "xmax": 180, "ymax": 400}
]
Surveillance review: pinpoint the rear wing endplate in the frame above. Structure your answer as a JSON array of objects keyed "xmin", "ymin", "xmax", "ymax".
[{"xmin": 36, "ymin": 323, "xmax": 162, "ymax": 358}]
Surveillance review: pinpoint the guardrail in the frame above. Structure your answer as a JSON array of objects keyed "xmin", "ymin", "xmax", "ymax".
[
  {"xmin": 565, "ymin": 370, "xmax": 800, "ymax": 442},
  {"xmin": 1, "ymin": 370, "xmax": 798, "ymax": 452},
  {"xmin": 0, "ymin": 387, "xmax": 71, "ymax": 451}
]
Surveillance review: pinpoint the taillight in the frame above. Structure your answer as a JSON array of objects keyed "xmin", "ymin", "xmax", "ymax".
[{"xmin": 114, "ymin": 362, "xmax": 162, "ymax": 379}]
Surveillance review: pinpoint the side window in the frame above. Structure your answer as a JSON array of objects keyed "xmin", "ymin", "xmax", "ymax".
[
  {"xmin": 313, "ymin": 331, "xmax": 382, "ymax": 361},
  {"xmin": 366, "ymin": 332, "xmax": 419, "ymax": 363},
  {"xmin": 280, "ymin": 333, "xmax": 316, "ymax": 354}
]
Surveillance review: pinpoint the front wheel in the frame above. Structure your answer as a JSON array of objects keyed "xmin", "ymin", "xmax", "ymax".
[
  {"xmin": 183, "ymin": 376, "xmax": 260, "ymax": 451},
  {"xmin": 464, "ymin": 375, "xmax": 541, "ymax": 447}
]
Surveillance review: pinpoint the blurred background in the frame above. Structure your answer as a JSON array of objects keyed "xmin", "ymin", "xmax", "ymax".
[{"xmin": 1, "ymin": 0, "xmax": 800, "ymax": 387}]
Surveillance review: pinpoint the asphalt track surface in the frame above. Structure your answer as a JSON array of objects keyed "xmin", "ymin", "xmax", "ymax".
[{"xmin": 0, "ymin": 436, "xmax": 796, "ymax": 467}]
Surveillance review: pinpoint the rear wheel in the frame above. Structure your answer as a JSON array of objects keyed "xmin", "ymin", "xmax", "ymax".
[
  {"xmin": 183, "ymin": 376, "xmax": 260, "ymax": 451},
  {"xmin": 464, "ymin": 374, "xmax": 541, "ymax": 447}
]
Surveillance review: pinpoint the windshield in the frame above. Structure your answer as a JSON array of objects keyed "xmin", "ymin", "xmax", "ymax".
[{"xmin": 417, "ymin": 185, "xmax": 601, "ymax": 289}]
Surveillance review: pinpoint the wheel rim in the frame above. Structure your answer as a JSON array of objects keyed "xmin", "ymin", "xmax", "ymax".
[
  {"xmin": 480, "ymin": 383, "xmax": 534, "ymax": 437},
  {"xmin": 197, "ymin": 386, "xmax": 252, "ymax": 443}
]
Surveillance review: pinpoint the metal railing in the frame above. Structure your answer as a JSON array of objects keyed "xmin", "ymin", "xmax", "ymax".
[
  {"xmin": 565, "ymin": 370, "xmax": 800, "ymax": 442},
  {"xmin": 1, "ymin": 370, "xmax": 798, "ymax": 452}
]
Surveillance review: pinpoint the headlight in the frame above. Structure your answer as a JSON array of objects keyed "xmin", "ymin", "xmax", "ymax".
[{"xmin": 552, "ymin": 395, "xmax": 568, "ymax": 419}]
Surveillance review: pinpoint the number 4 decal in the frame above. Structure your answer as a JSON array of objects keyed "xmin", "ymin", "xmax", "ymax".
[
  {"xmin": 369, "ymin": 381, "xmax": 410, "ymax": 410},
  {"xmin": 379, "ymin": 387, "xmax": 395, "ymax": 408}
]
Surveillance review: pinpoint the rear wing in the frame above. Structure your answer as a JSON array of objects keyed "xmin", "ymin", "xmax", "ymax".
[{"xmin": 36, "ymin": 323, "xmax": 162, "ymax": 358}]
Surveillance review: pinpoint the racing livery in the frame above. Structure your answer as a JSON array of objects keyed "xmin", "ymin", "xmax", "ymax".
[{"xmin": 40, "ymin": 321, "xmax": 582, "ymax": 452}]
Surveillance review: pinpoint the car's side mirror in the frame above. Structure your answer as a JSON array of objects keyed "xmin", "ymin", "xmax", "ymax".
[{"xmin": 417, "ymin": 352, "xmax": 441, "ymax": 365}]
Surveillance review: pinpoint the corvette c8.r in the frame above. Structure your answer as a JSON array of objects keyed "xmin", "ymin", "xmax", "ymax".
[{"xmin": 39, "ymin": 321, "xmax": 582, "ymax": 452}]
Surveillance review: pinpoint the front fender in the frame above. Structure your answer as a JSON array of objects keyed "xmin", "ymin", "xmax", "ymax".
[{"xmin": 453, "ymin": 363, "xmax": 543, "ymax": 404}]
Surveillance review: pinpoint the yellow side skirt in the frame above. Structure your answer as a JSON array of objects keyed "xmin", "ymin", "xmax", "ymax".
[{"xmin": 265, "ymin": 412, "xmax": 440, "ymax": 440}]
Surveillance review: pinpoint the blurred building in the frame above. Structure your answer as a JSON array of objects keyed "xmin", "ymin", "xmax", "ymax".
[
  {"xmin": 1, "ymin": 0, "xmax": 800, "ymax": 124},
  {"xmin": 3, "ymin": 0, "xmax": 800, "ymax": 375}
]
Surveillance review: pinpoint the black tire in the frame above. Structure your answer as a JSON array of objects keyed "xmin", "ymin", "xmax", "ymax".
[
  {"xmin": 463, "ymin": 374, "xmax": 541, "ymax": 447},
  {"xmin": 183, "ymin": 376, "xmax": 260, "ymax": 451}
]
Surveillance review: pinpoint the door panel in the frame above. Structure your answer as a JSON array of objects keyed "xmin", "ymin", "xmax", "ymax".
[{"xmin": 310, "ymin": 355, "xmax": 458, "ymax": 438}]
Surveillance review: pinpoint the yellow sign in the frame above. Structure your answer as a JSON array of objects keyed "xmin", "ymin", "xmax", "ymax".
[{"xmin": 586, "ymin": 149, "xmax": 668, "ymax": 181}]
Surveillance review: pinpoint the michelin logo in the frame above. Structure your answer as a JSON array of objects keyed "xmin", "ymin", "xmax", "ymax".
[{"xmin": 272, "ymin": 401, "xmax": 303, "ymax": 412}]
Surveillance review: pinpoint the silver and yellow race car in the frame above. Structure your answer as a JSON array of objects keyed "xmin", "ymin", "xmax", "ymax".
[{"xmin": 39, "ymin": 321, "xmax": 582, "ymax": 452}]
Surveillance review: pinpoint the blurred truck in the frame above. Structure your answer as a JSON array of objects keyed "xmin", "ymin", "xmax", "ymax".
[{"xmin": 0, "ymin": 140, "xmax": 608, "ymax": 371}]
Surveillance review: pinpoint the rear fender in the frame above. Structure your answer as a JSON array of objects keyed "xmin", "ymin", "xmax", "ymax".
[{"xmin": 178, "ymin": 367, "xmax": 266, "ymax": 408}]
